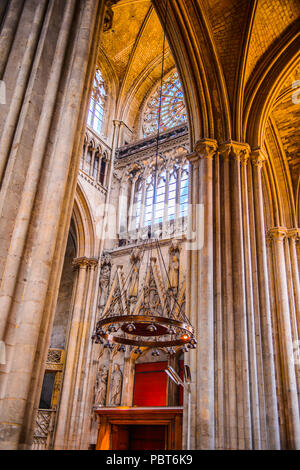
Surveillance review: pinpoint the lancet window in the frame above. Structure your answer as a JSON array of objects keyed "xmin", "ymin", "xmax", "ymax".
[{"xmin": 87, "ymin": 69, "xmax": 106, "ymax": 135}]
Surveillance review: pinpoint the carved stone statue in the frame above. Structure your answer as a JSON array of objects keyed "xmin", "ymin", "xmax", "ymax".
[
  {"xmin": 168, "ymin": 255, "xmax": 179, "ymax": 289},
  {"xmin": 128, "ymin": 265, "xmax": 139, "ymax": 298},
  {"xmin": 168, "ymin": 241, "xmax": 180, "ymax": 290},
  {"xmin": 95, "ymin": 364, "xmax": 108, "ymax": 406},
  {"xmin": 110, "ymin": 363, "xmax": 123, "ymax": 406},
  {"xmin": 99, "ymin": 253, "xmax": 111, "ymax": 307}
]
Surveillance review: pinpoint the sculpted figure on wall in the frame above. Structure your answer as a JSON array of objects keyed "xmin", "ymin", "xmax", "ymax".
[
  {"xmin": 168, "ymin": 256, "xmax": 179, "ymax": 289},
  {"xmin": 168, "ymin": 241, "xmax": 180, "ymax": 290},
  {"xmin": 99, "ymin": 252, "xmax": 111, "ymax": 308},
  {"xmin": 110, "ymin": 363, "xmax": 123, "ymax": 406},
  {"xmin": 95, "ymin": 364, "xmax": 108, "ymax": 406}
]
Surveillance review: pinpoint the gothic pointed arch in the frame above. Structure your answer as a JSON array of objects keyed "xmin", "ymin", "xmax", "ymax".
[
  {"xmin": 73, "ymin": 182, "xmax": 96, "ymax": 259},
  {"xmin": 153, "ymin": 0, "xmax": 232, "ymax": 145},
  {"xmin": 243, "ymin": 27, "xmax": 300, "ymax": 147}
]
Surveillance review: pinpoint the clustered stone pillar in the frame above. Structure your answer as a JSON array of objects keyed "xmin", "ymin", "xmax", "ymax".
[
  {"xmin": 228, "ymin": 141, "xmax": 252, "ymax": 449},
  {"xmin": 268, "ymin": 228, "xmax": 300, "ymax": 449},
  {"xmin": 250, "ymin": 149, "xmax": 281, "ymax": 449},
  {"xmin": 185, "ymin": 141, "xmax": 289, "ymax": 449},
  {"xmin": 287, "ymin": 229, "xmax": 300, "ymax": 337},
  {"xmin": 54, "ymin": 256, "xmax": 98, "ymax": 450},
  {"xmin": 0, "ymin": 0, "xmax": 103, "ymax": 450},
  {"xmin": 186, "ymin": 138, "xmax": 218, "ymax": 449}
]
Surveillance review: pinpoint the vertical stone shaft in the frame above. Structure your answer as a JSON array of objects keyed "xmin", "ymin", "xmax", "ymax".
[
  {"xmin": 284, "ymin": 231, "xmax": 300, "ymax": 412},
  {"xmin": 229, "ymin": 142, "xmax": 252, "ymax": 449},
  {"xmin": 184, "ymin": 150, "xmax": 199, "ymax": 449},
  {"xmin": 251, "ymin": 149, "xmax": 280, "ymax": 449},
  {"xmin": 241, "ymin": 152, "xmax": 261, "ymax": 448},
  {"xmin": 66, "ymin": 258, "xmax": 98, "ymax": 449},
  {"xmin": 287, "ymin": 230, "xmax": 300, "ymax": 338},
  {"xmin": 54, "ymin": 259, "xmax": 89, "ymax": 449},
  {"xmin": 187, "ymin": 138, "xmax": 217, "ymax": 449},
  {"xmin": 0, "ymin": 0, "xmax": 25, "ymax": 77},
  {"xmin": 247, "ymin": 161, "xmax": 268, "ymax": 447},
  {"xmin": 269, "ymin": 227, "xmax": 300, "ymax": 449},
  {"xmin": 214, "ymin": 150, "xmax": 224, "ymax": 449},
  {"xmin": 219, "ymin": 144, "xmax": 237, "ymax": 449}
]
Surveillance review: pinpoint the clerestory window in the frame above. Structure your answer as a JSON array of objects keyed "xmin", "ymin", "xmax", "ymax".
[
  {"xmin": 133, "ymin": 161, "xmax": 189, "ymax": 238},
  {"xmin": 87, "ymin": 69, "xmax": 105, "ymax": 135}
]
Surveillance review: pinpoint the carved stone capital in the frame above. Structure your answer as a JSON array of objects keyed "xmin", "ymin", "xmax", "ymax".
[
  {"xmin": 219, "ymin": 140, "xmax": 250, "ymax": 162},
  {"xmin": 250, "ymin": 148, "xmax": 267, "ymax": 169},
  {"xmin": 72, "ymin": 256, "xmax": 98, "ymax": 270},
  {"xmin": 186, "ymin": 151, "xmax": 199, "ymax": 165},
  {"xmin": 193, "ymin": 138, "xmax": 218, "ymax": 160},
  {"xmin": 287, "ymin": 228, "xmax": 300, "ymax": 241},
  {"xmin": 218, "ymin": 142, "xmax": 231, "ymax": 161},
  {"xmin": 268, "ymin": 227, "xmax": 288, "ymax": 241}
]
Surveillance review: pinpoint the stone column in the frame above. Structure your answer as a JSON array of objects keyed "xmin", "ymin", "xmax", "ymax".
[
  {"xmin": 251, "ymin": 149, "xmax": 280, "ymax": 449},
  {"xmin": 221, "ymin": 141, "xmax": 252, "ymax": 449},
  {"xmin": 53, "ymin": 256, "xmax": 98, "ymax": 450},
  {"xmin": 186, "ymin": 138, "xmax": 218, "ymax": 449},
  {"xmin": 128, "ymin": 174, "xmax": 138, "ymax": 236},
  {"xmin": 0, "ymin": 0, "xmax": 103, "ymax": 450},
  {"xmin": 287, "ymin": 229, "xmax": 300, "ymax": 337},
  {"xmin": 286, "ymin": 229, "xmax": 300, "ymax": 412},
  {"xmin": 213, "ymin": 148, "xmax": 224, "ymax": 449},
  {"xmin": 81, "ymin": 139, "xmax": 89, "ymax": 171},
  {"xmin": 269, "ymin": 227, "xmax": 300, "ymax": 449},
  {"xmin": 240, "ymin": 150, "xmax": 261, "ymax": 449},
  {"xmin": 118, "ymin": 173, "xmax": 129, "ymax": 239},
  {"xmin": 89, "ymin": 147, "xmax": 97, "ymax": 178},
  {"xmin": 68, "ymin": 257, "xmax": 98, "ymax": 449},
  {"xmin": 218, "ymin": 143, "xmax": 237, "ymax": 449}
]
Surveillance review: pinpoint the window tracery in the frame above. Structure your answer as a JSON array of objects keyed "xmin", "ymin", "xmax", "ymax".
[
  {"xmin": 81, "ymin": 135, "xmax": 108, "ymax": 187},
  {"xmin": 87, "ymin": 69, "xmax": 106, "ymax": 135},
  {"xmin": 131, "ymin": 154, "xmax": 189, "ymax": 240},
  {"xmin": 142, "ymin": 71, "xmax": 187, "ymax": 138}
]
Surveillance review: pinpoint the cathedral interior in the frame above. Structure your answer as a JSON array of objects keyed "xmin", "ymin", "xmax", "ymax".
[{"xmin": 0, "ymin": 0, "xmax": 299, "ymax": 451}]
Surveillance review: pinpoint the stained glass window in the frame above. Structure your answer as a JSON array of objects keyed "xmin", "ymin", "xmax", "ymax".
[
  {"xmin": 87, "ymin": 69, "xmax": 105, "ymax": 134},
  {"xmin": 142, "ymin": 71, "xmax": 187, "ymax": 137}
]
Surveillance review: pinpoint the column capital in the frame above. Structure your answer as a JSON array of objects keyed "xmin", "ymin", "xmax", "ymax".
[
  {"xmin": 72, "ymin": 256, "xmax": 98, "ymax": 270},
  {"xmin": 112, "ymin": 119, "xmax": 122, "ymax": 128},
  {"xmin": 268, "ymin": 227, "xmax": 288, "ymax": 241},
  {"xmin": 287, "ymin": 228, "xmax": 300, "ymax": 240},
  {"xmin": 218, "ymin": 140, "xmax": 250, "ymax": 162},
  {"xmin": 250, "ymin": 147, "xmax": 267, "ymax": 169},
  {"xmin": 192, "ymin": 138, "xmax": 218, "ymax": 161}
]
